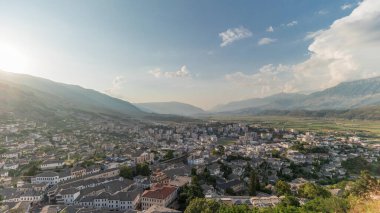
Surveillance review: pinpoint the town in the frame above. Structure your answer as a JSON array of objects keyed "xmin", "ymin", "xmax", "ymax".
[{"xmin": 1, "ymin": 113, "xmax": 379, "ymax": 212}]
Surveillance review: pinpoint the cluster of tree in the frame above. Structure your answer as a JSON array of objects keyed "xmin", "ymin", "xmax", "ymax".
[
  {"xmin": 290, "ymin": 142, "xmax": 329, "ymax": 154},
  {"xmin": 81, "ymin": 159, "xmax": 96, "ymax": 168},
  {"xmin": 218, "ymin": 161, "xmax": 232, "ymax": 179},
  {"xmin": 226, "ymin": 154, "xmax": 251, "ymax": 162},
  {"xmin": 347, "ymin": 170, "xmax": 380, "ymax": 198},
  {"xmin": 0, "ymin": 146, "xmax": 8, "ymax": 154},
  {"xmin": 248, "ymin": 170, "xmax": 260, "ymax": 196},
  {"xmin": 196, "ymin": 168, "xmax": 216, "ymax": 186},
  {"xmin": 211, "ymin": 145, "xmax": 225, "ymax": 156},
  {"xmin": 119, "ymin": 163, "xmax": 151, "ymax": 179},
  {"xmin": 178, "ymin": 176, "xmax": 205, "ymax": 210},
  {"xmin": 297, "ymin": 182, "xmax": 331, "ymax": 199},
  {"xmin": 342, "ymin": 156, "xmax": 380, "ymax": 175},
  {"xmin": 162, "ymin": 150, "xmax": 175, "ymax": 161},
  {"xmin": 184, "ymin": 197, "xmax": 349, "ymax": 213}
]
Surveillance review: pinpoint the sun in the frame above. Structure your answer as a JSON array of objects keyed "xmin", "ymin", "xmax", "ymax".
[{"xmin": 0, "ymin": 42, "xmax": 30, "ymax": 74}]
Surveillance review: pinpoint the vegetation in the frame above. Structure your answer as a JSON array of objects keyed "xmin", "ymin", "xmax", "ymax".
[
  {"xmin": 342, "ymin": 156, "xmax": 380, "ymax": 176},
  {"xmin": 275, "ymin": 180, "xmax": 291, "ymax": 196},
  {"xmin": 347, "ymin": 170, "xmax": 380, "ymax": 198},
  {"xmin": 298, "ymin": 183, "xmax": 331, "ymax": 199},
  {"xmin": 248, "ymin": 170, "xmax": 260, "ymax": 196},
  {"xmin": 219, "ymin": 162, "xmax": 232, "ymax": 179},
  {"xmin": 178, "ymin": 176, "xmax": 204, "ymax": 210},
  {"xmin": 211, "ymin": 115, "xmax": 380, "ymax": 140},
  {"xmin": 185, "ymin": 197, "xmax": 350, "ymax": 213},
  {"xmin": 119, "ymin": 163, "xmax": 151, "ymax": 179},
  {"xmin": 163, "ymin": 150, "xmax": 175, "ymax": 161},
  {"xmin": 290, "ymin": 142, "xmax": 329, "ymax": 154},
  {"xmin": 212, "ymin": 145, "xmax": 225, "ymax": 156}
]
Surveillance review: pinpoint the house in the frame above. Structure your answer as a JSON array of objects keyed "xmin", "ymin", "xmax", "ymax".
[
  {"xmin": 150, "ymin": 169, "xmax": 169, "ymax": 185},
  {"xmin": 31, "ymin": 171, "xmax": 60, "ymax": 185},
  {"xmin": 1, "ymin": 151, "xmax": 19, "ymax": 159},
  {"xmin": 134, "ymin": 175, "xmax": 151, "ymax": 189},
  {"xmin": 250, "ymin": 195, "xmax": 282, "ymax": 207},
  {"xmin": 71, "ymin": 166, "xmax": 87, "ymax": 178},
  {"xmin": 187, "ymin": 154, "xmax": 204, "ymax": 165},
  {"xmin": 168, "ymin": 176, "xmax": 191, "ymax": 188},
  {"xmin": 216, "ymin": 179, "xmax": 245, "ymax": 194},
  {"xmin": 125, "ymin": 149, "xmax": 155, "ymax": 164},
  {"xmin": 141, "ymin": 185, "xmax": 178, "ymax": 210},
  {"xmin": 40, "ymin": 159, "xmax": 65, "ymax": 170},
  {"xmin": 201, "ymin": 184, "xmax": 217, "ymax": 198},
  {"xmin": 3, "ymin": 163, "xmax": 19, "ymax": 170},
  {"xmin": 207, "ymin": 163, "xmax": 221, "ymax": 176},
  {"xmin": 56, "ymin": 188, "xmax": 80, "ymax": 205},
  {"xmin": 145, "ymin": 205, "xmax": 181, "ymax": 213},
  {"xmin": 77, "ymin": 188, "xmax": 142, "ymax": 211},
  {"xmin": 287, "ymin": 150, "xmax": 306, "ymax": 164}
]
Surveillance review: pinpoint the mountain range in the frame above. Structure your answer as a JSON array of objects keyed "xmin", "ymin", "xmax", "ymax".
[
  {"xmin": 212, "ymin": 76, "xmax": 380, "ymax": 113},
  {"xmin": 135, "ymin": 102, "xmax": 205, "ymax": 116},
  {"xmin": 1, "ymin": 70, "xmax": 380, "ymax": 120},
  {"xmin": 0, "ymin": 70, "xmax": 147, "ymax": 120}
]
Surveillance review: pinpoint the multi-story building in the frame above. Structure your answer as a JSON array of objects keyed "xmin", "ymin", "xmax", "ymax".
[{"xmin": 141, "ymin": 185, "xmax": 178, "ymax": 210}]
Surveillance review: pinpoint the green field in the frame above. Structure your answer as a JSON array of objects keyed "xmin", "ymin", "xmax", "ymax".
[
  {"xmin": 218, "ymin": 138, "xmax": 237, "ymax": 145},
  {"xmin": 208, "ymin": 115, "xmax": 380, "ymax": 141}
]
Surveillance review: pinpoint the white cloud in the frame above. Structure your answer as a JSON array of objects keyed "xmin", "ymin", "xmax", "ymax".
[
  {"xmin": 266, "ymin": 26, "xmax": 274, "ymax": 32},
  {"xmin": 148, "ymin": 65, "xmax": 191, "ymax": 78},
  {"xmin": 219, "ymin": 26, "xmax": 252, "ymax": 47},
  {"xmin": 304, "ymin": 30, "xmax": 324, "ymax": 40},
  {"xmin": 105, "ymin": 76, "xmax": 126, "ymax": 95},
  {"xmin": 286, "ymin": 20, "xmax": 298, "ymax": 27},
  {"xmin": 225, "ymin": 64, "xmax": 296, "ymax": 96},
  {"xmin": 258, "ymin": 37, "xmax": 277, "ymax": 45},
  {"xmin": 317, "ymin": 9, "xmax": 329, "ymax": 15},
  {"xmin": 226, "ymin": 0, "xmax": 380, "ymax": 96},
  {"xmin": 341, "ymin": 3, "xmax": 353, "ymax": 10}
]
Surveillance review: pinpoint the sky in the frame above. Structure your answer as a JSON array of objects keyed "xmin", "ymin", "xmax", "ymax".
[{"xmin": 0, "ymin": 0, "xmax": 379, "ymax": 109}]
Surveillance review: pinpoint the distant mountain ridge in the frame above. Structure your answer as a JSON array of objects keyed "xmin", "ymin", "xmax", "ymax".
[
  {"xmin": 135, "ymin": 102, "xmax": 205, "ymax": 116},
  {"xmin": 0, "ymin": 70, "xmax": 145, "ymax": 120},
  {"xmin": 212, "ymin": 76, "xmax": 380, "ymax": 113}
]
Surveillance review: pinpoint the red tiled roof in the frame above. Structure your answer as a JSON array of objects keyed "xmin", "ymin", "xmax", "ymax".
[{"xmin": 142, "ymin": 185, "xmax": 177, "ymax": 200}]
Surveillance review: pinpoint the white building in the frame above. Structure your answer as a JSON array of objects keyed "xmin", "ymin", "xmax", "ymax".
[
  {"xmin": 56, "ymin": 188, "xmax": 80, "ymax": 205},
  {"xmin": 40, "ymin": 159, "xmax": 65, "ymax": 170},
  {"xmin": 31, "ymin": 171, "xmax": 60, "ymax": 185},
  {"xmin": 141, "ymin": 185, "xmax": 178, "ymax": 210}
]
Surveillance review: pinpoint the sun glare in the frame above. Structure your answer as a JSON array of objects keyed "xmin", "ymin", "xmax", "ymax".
[{"xmin": 0, "ymin": 42, "xmax": 30, "ymax": 74}]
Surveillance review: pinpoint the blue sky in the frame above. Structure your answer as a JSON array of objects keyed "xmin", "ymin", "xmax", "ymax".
[{"xmin": 1, "ymin": 0, "xmax": 377, "ymax": 109}]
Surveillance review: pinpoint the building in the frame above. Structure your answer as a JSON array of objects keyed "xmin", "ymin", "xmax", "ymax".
[
  {"xmin": 40, "ymin": 159, "xmax": 65, "ymax": 170},
  {"xmin": 56, "ymin": 188, "xmax": 80, "ymax": 205},
  {"xmin": 150, "ymin": 169, "xmax": 169, "ymax": 185},
  {"xmin": 141, "ymin": 185, "xmax": 178, "ymax": 210},
  {"xmin": 31, "ymin": 171, "xmax": 60, "ymax": 185}
]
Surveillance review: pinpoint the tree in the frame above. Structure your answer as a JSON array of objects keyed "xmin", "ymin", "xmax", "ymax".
[
  {"xmin": 280, "ymin": 195, "xmax": 300, "ymax": 207},
  {"xmin": 178, "ymin": 180, "xmax": 205, "ymax": 210},
  {"xmin": 342, "ymin": 157, "xmax": 371, "ymax": 175},
  {"xmin": 23, "ymin": 165, "xmax": 39, "ymax": 177},
  {"xmin": 298, "ymin": 183, "xmax": 331, "ymax": 199},
  {"xmin": 249, "ymin": 170, "xmax": 259, "ymax": 196},
  {"xmin": 120, "ymin": 166, "xmax": 134, "ymax": 179},
  {"xmin": 220, "ymin": 163, "xmax": 232, "ymax": 179},
  {"xmin": 136, "ymin": 163, "xmax": 151, "ymax": 176},
  {"xmin": 349, "ymin": 170, "xmax": 379, "ymax": 198},
  {"xmin": 163, "ymin": 150, "xmax": 174, "ymax": 160},
  {"xmin": 185, "ymin": 198, "xmax": 221, "ymax": 213},
  {"xmin": 225, "ymin": 187, "xmax": 235, "ymax": 195},
  {"xmin": 275, "ymin": 180, "xmax": 291, "ymax": 196},
  {"xmin": 191, "ymin": 168, "xmax": 197, "ymax": 176},
  {"xmin": 302, "ymin": 197, "xmax": 349, "ymax": 213}
]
